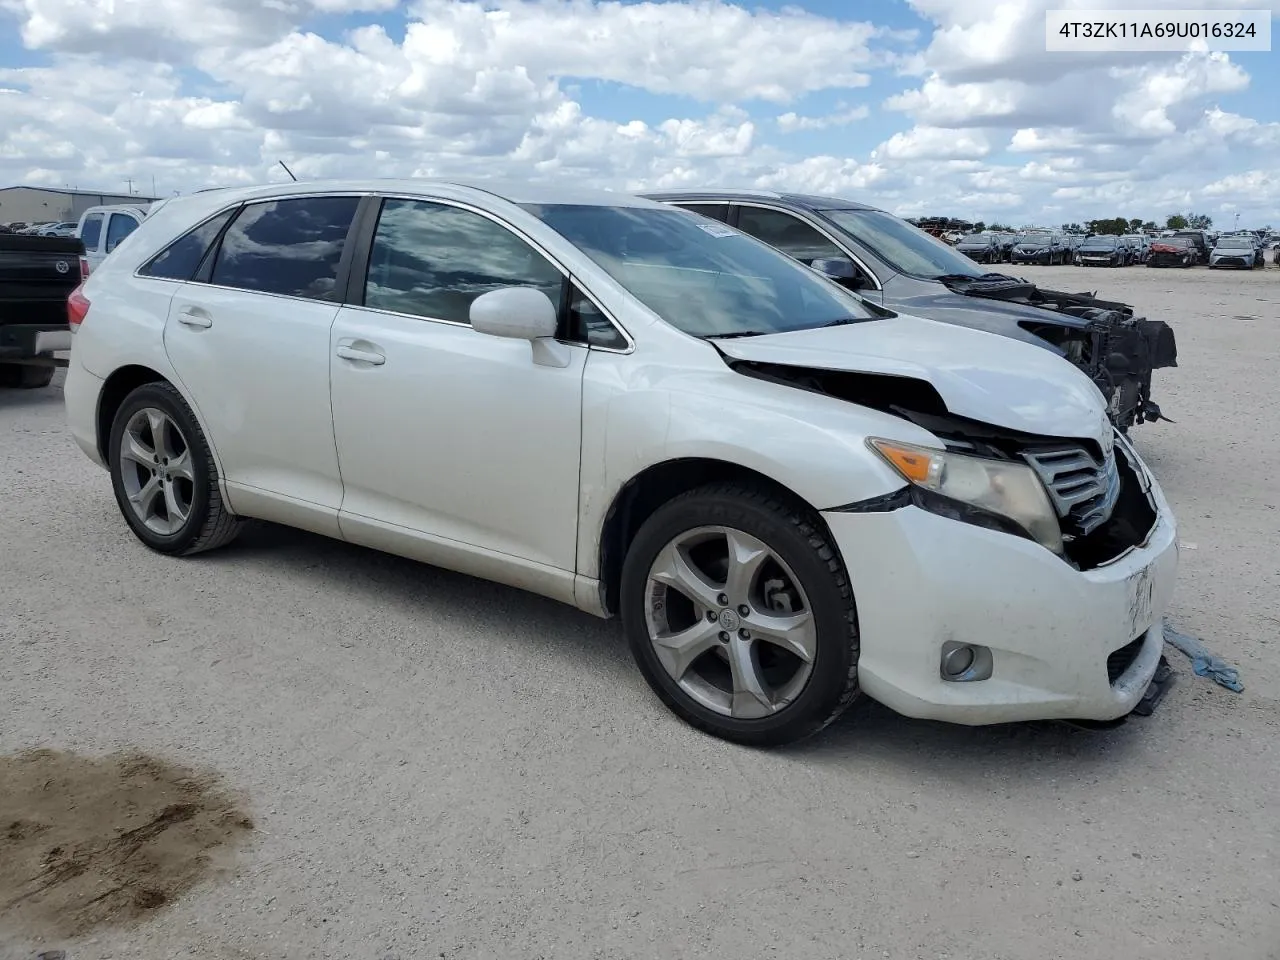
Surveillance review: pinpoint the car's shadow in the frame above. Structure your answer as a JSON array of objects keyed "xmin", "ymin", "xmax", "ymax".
[
  {"xmin": 0, "ymin": 382, "xmax": 63, "ymax": 410},
  {"xmin": 209, "ymin": 521, "xmax": 1152, "ymax": 771}
]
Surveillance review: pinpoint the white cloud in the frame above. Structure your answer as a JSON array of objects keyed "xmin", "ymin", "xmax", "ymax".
[
  {"xmin": 752, "ymin": 156, "xmax": 889, "ymax": 194},
  {"xmin": 1110, "ymin": 52, "xmax": 1248, "ymax": 136},
  {"xmin": 1008, "ymin": 127, "xmax": 1086, "ymax": 153},
  {"xmin": 0, "ymin": 0, "xmax": 1278, "ymax": 229},
  {"xmin": 776, "ymin": 106, "xmax": 869, "ymax": 132},
  {"xmin": 1203, "ymin": 170, "xmax": 1280, "ymax": 199},
  {"xmin": 884, "ymin": 75, "xmax": 1023, "ymax": 126},
  {"xmin": 874, "ymin": 126, "xmax": 990, "ymax": 161}
]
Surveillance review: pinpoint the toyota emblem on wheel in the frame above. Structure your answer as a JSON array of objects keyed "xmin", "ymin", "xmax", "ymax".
[{"xmin": 55, "ymin": 260, "xmax": 69, "ymax": 274}]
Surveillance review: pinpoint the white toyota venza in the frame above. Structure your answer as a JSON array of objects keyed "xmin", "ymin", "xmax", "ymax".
[{"xmin": 64, "ymin": 180, "xmax": 1179, "ymax": 745}]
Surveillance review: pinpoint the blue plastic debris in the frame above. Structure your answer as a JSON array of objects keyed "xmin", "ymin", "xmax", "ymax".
[{"xmin": 1163, "ymin": 621, "xmax": 1244, "ymax": 693}]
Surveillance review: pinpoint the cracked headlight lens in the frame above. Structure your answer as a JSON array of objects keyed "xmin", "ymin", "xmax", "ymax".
[{"xmin": 869, "ymin": 438, "xmax": 1063, "ymax": 554}]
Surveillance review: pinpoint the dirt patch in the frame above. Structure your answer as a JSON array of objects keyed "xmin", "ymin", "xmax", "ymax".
[{"xmin": 0, "ymin": 749, "xmax": 253, "ymax": 941}]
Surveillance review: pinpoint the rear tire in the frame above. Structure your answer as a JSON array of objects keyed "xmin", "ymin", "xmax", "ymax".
[
  {"xmin": 0, "ymin": 363, "xmax": 55, "ymax": 389},
  {"xmin": 108, "ymin": 381, "xmax": 242, "ymax": 556},
  {"xmin": 621, "ymin": 483, "xmax": 860, "ymax": 746}
]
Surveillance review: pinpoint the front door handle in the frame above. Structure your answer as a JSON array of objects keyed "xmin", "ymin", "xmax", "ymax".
[
  {"xmin": 177, "ymin": 308, "xmax": 212, "ymax": 329},
  {"xmin": 336, "ymin": 344, "xmax": 386, "ymax": 366}
]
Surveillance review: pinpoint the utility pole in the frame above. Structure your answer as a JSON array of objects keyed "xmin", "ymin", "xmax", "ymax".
[{"xmin": 123, "ymin": 177, "xmax": 135, "ymax": 195}]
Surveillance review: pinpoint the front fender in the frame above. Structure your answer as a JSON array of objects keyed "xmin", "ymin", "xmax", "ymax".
[{"xmin": 575, "ymin": 354, "xmax": 937, "ymax": 579}]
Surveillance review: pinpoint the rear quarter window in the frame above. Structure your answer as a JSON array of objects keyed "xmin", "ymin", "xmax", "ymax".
[{"xmin": 139, "ymin": 209, "xmax": 237, "ymax": 281}]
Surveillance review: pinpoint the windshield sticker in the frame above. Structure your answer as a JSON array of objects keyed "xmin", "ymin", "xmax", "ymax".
[{"xmin": 696, "ymin": 222, "xmax": 737, "ymax": 239}]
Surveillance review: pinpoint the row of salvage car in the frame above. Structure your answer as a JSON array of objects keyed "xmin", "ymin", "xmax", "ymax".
[
  {"xmin": 958, "ymin": 227, "xmax": 1274, "ymax": 270},
  {"xmin": 62, "ymin": 181, "xmax": 1180, "ymax": 746}
]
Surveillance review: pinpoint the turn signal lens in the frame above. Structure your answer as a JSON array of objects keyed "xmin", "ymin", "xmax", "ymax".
[{"xmin": 868, "ymin": 439, "xmax": 940, "ymax": 485}]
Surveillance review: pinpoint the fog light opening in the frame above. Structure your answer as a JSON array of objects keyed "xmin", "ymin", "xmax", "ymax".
[{"xmin": 940, "ymin": 642, "xmax": 993, "ymax": 682}]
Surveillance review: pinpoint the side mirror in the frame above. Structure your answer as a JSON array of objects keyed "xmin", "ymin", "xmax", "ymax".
[
  {"xmin": 470, "ymin": 287, "xmax": 558, "ymax": 340},
  {"xmin": 469, "ymin": 286, "xmax": 569, "ymax": 368},
  {"xmin": 810, "ymin": 257, "xmax": 864, "ymax": 290}
]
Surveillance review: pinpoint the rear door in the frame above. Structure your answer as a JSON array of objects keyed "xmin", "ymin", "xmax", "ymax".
[{"xmin": 162, "ymin": 194, "xmax": 362, "ymax": 519}]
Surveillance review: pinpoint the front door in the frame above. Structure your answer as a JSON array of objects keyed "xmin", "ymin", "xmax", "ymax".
[{"xmin": 329, "ymin": 196, "xmax": 586, "ymax": 573}]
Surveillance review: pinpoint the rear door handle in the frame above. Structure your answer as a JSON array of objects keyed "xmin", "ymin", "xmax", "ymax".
[
  {"xmin": 336, "ymin": 344, "xmax": 386, "ymax": 366},
  {"xmin": 176, "ymin": 308, "xmax": 212, "ymax": 329}
]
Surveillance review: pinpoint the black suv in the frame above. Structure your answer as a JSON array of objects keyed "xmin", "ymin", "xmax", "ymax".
[{"xmin": 642, "ymin": 190, "xmax": 1177, "ymax": 430}]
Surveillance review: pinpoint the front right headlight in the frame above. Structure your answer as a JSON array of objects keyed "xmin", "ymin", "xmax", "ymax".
[{"xmin": 869, "ymin": 438, "xmax": 1063, "ymax": 554}]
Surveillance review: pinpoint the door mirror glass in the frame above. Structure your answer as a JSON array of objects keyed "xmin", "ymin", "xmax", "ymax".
[
  {"xmin": 810, "ymin": 257, "xmax": 863, "ymax": 289},
  {"xmin": 470, "ymin": 287, "xmax": 558, "ymax": 341}
]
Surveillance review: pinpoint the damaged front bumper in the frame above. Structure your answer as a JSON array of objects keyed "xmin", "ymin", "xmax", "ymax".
[{"xmin": 824, "ymin": 440, "xmax": 1178, "ymax": 725}]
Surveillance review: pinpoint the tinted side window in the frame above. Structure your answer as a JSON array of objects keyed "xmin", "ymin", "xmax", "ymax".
[
  {"xmin": 105, "ymin": 213, "xmax": 139, "ymax": 252},
  {"xmin": 568, "ymin": 285, "xmax": 627, "ymax": 349},
  {"xmin": 211, "ymin": 196, "xmax": 359, "ymax": 300},
  {"xmin": 140, "ymin": 209, "xmax": 236, "ymax": 281},
  {"xmin": 80, "ymin": 214, "xmax": 103, "ymax": 250},
  {"xmin": 736, "ymin": 207, "xmax": 843, "ymax": 266},
  {"xmin": 672, "ymin": 203, "xmax": 730, "ymax": 223},
  {"xmin": 363, "ymin": 198, "xmax": 562, "ymax": 324}
]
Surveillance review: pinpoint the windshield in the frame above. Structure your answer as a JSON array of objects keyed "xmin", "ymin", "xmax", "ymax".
[
  {"xmin": 1082, "ymin": 237, "xmax": 1118, "ymax": 248},
  {"xmin": 956, "ymin": 234, "xmax": 990, "ymax": 246},
  {"xmin": 819, "ymin": 208, "xmax": 983, "ymax": 280},
  {"xmin": 1216, "ymin": 236, "xmax": 1253, "ymax": 249},
  {"xmin": 523, "ymin": 204, "xmax": 875, "ymax": 337},
  {"xmin": 1017, "ymin": 233, "xmax": 1052, "ymax": 246}
]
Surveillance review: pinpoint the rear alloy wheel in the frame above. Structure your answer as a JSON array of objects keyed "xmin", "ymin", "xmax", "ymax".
[
  {"xmin": 621, "ymin": 484, "xmax": 859, "ymax": 746},
  {"xmin": 109, "ymin": 381, "xmax": 241, "ymax": 555}
]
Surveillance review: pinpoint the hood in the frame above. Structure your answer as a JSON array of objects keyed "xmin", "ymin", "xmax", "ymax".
[{"xmin": 715, "ymin": 315, "xmax": 1109, "ymax": 442}]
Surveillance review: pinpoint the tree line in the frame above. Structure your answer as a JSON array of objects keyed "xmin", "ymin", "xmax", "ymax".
[{"xmin": 964, "ymin": 213, "xmax": 1220, "ymax": 235}]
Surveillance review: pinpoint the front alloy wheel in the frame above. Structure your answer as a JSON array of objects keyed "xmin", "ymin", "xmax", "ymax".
[
  {"xmin": 621, "ymin": 484, "xmax": 860, "ymax": 745},
  {"xmin": 644, "ymin": 526, "xmax": 816, "ymax": 720}
]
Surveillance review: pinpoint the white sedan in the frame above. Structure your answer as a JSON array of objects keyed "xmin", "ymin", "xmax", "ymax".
[{"xmin": 63, "ymin": 180, "xmax": 1178, "ymax": 745}]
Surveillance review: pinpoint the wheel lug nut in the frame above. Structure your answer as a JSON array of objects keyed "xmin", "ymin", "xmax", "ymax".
[
  {"xmin": 738, "ymin": 604, "xmax": 749, "ymax": 616},
  {"xmin": 718, "ymin": 631, "xmax": 730, "ymax": 643},
  {"xmin": 705, "ymin": 610, "xmax": 717, "ymax": 622},
  {"xmin": 717, "ymin": 593, "xmax": 728, "ymax": 606},
  {"xmin": 739, "ymin": 628, "xmax": 749, "ymax": 639}
]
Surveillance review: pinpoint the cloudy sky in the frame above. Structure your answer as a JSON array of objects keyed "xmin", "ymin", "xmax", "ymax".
[{"xmin": 1, "ymin": 0, "xmax": 1277, "ymax": 227}]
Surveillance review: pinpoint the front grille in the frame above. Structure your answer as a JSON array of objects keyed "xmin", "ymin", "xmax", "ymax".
[
  {"xmin": 1022, "ymin": 442, "xmax": 1121, "ymax": 536},
  {"xmin": 1107, "ymin": 634, "xmax": 1146, "ymax": 684}
]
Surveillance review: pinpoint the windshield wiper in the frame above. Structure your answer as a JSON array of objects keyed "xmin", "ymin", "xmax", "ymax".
[
  {"xmin": 705, "ymin": 330, "xmax": 775, "ymax": 340},
  {"xmin": 936, "ymin": 272, "xmax": 1022, "ymax": 285}
]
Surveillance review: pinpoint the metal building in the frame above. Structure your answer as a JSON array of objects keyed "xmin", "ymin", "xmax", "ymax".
[{"xmin": 0, "ymin": 186, "xmax": 160, "ymax": 226}]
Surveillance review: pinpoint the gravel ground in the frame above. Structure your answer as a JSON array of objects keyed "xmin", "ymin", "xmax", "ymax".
[{"xmin": 2, "ymin": 265, "xmax": 1277, "ymax": 960}]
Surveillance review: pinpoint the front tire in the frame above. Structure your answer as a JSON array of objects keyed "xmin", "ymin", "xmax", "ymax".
[
  {"xmin": 108, "ymin": 381, "xmax": 241, "ymax": 556},
  {"xmin": 621, "ymin": 483, "xmax": 859, "ymax": 746}
]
